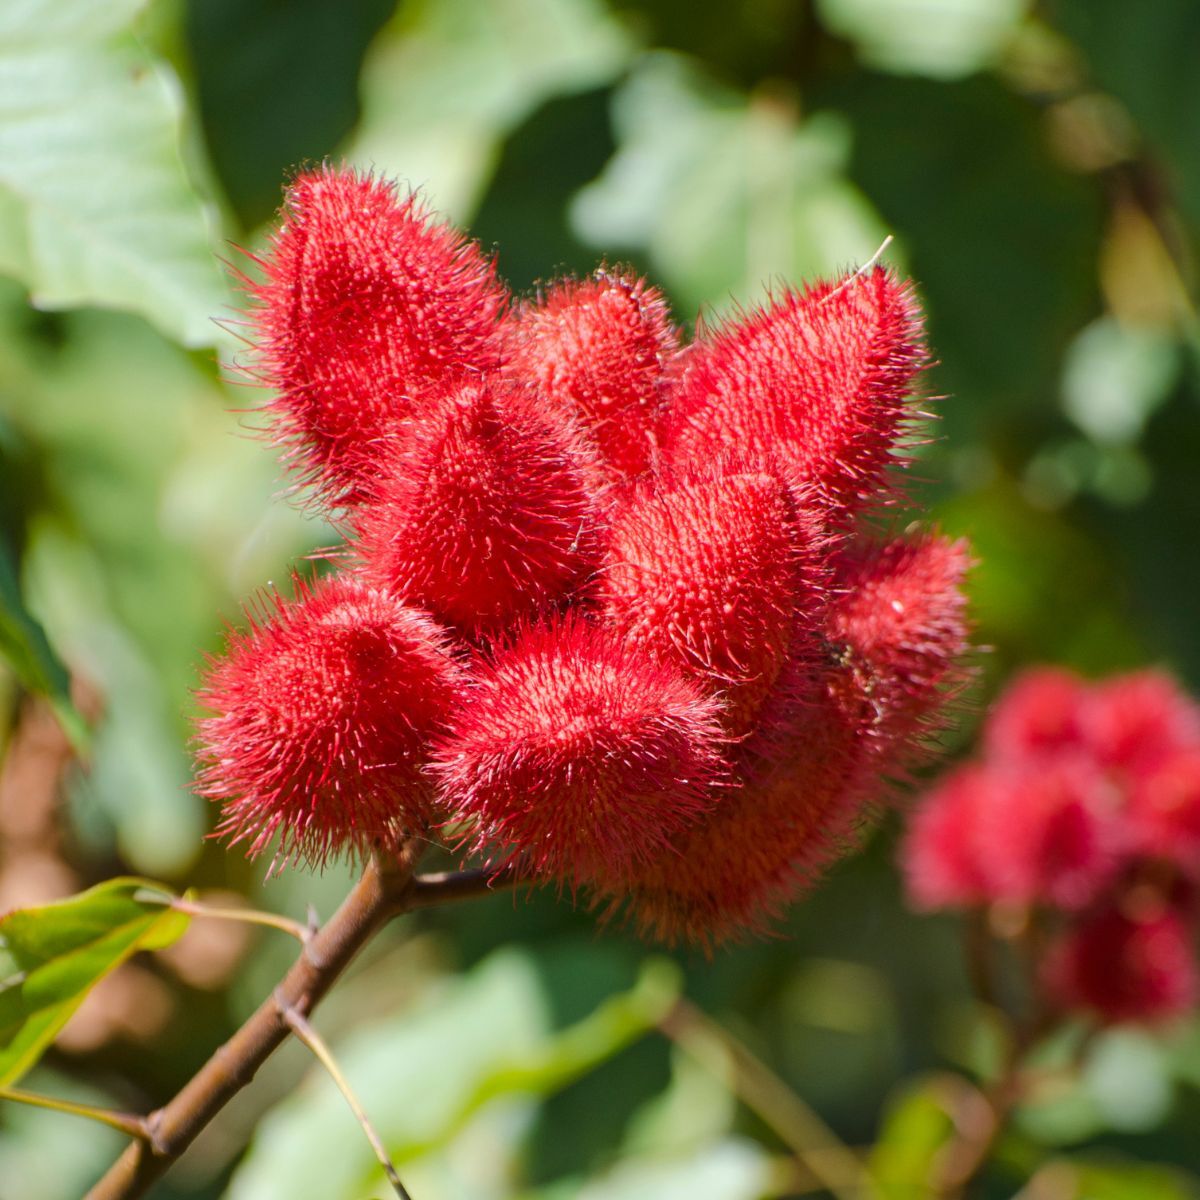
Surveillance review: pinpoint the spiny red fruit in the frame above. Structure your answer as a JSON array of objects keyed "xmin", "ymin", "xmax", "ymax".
[
  {"xmin": 432, "ymin": 619, "xmax": 728, "ymax": 884},
  {"xmin": 977, "ymin": 759, "xmax": 1122, "ymax": 910},
  {"xmin": 828, "ymin": 533, "xmax": 972, "ymax": 750},
  {"xmin": 983, "ymin": 667, "xmax": 1088, "ymax": 763},
  {"xmin": 1129, "ymin": 750, "xmax": 1200, "ymax": 874},
  {"xmin": 506, "ymin": 271, "xmax": 680, "ymax": 485},
  {"xmin": 504, "ymin": 270, "xmax": 681, "ymax": 484},
  {"xmin": 904, "ymin": 764, "xmax": 998, "ymax": 909},
  {"xmin": 605, "ymin": 529, "xmax": 970, "ymax": 945},
  {"xmin": 607, "ymin": 678, "xmax": 877, "ymax": 946},
  {"xmin": 250, "ymin": 166, "xmax": 507, "ymax": 503},
  {"xmin": 905, "ymin": 666, "xmax": 1200, "ymax": 1024},
  {"xmin": 197, "ymin": 576, "xmax": 461, "ymax": 867},
  {"xmin": 352, "ymin": 378, "xmax": 602, "ymax": 636},
  {"xmin": 1045, "ymin": 901, "xmax": 1198, "ymax": 1025},
  {"xmin": 663, "ymin": 267, "xmax": 927, "ymax": 509},
  {"xmin": 1083, "ymin": 670, "xmax": 1200, "ymax": 777},
  {"xmin": 599, "ymin": 468, "xmax": 829, "ymax": 737}
]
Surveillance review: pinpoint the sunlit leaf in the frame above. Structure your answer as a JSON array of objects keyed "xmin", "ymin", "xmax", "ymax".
[
  {"xmin": 815, "ymin": 0, "xmax": 1030, "ymax": 79},
  {"xmin": 0, "ymin": 878, "xmax": 189, "ymax": 1087},
  {"xmin": 346, "ymin": 0, "xmax": 631, "ymax": 222},
  {"xmin": 1061, "ymin": 317, "xmax": 1180, "ymax": 446},
  {"xmin": 570, "ymin": 1140, "xmax": 774, "ymax": 1200},
  {"xmin": 571, "ymin": 53, "xmax": 890, "ymax": 319},
  {"xmin": 226, "ymin": 951, "xmax": 680, "ymax": 1200},
  {"xmin": 0, "ymin": 0, "xmax": 229, "ymax": 346}
]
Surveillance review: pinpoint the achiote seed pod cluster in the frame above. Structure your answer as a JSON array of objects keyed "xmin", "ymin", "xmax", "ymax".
[
  {"xmin": 198, "ymin": 166, "xmax": 971, "ymax": 944},
  {"xmin": 904, "ymin": 668, "xmax": 1200, "ymax": 1022}
]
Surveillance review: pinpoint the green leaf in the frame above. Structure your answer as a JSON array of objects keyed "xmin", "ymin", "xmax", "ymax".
[
  {"xmin": 226, "ymin": 951, "xmax": 681, "ymax": 1200},
  {"xmin": 868, "ymin": 1078, "xmax": 956, "ymax": 1199},
  {"xmin": 0, "ymin": 540, "xmax": 87, "ymax": 751},
  {"xmin": 571, "ymin": 54, "xmax": 891, "ymax": 320},
  {"xmin": 567, "ymin": 1140, "xmax": 773, "ymax": 1200},
  {"xmin": 0, "ymin": 877, "xmax": 190, "ymax": 1087},
  {"xmin": 814, "ymin": 0, "xmax": 1030, "ymax": 80},
  {"xmin": 346, "ymin": 0, "xmax": 632, "ymax": 222},
  {"xmin": 0, "ymin": 0, "xmax": 229, "ymax": 347}
]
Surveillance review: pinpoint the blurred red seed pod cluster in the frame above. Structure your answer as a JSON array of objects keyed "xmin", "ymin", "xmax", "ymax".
[
  {"xmin": 198, "ymin": 166, "xmax": 972, "ymax": 945},
  {"xmin": 904, "ymin": 667, "xmax": 1200, "ymax": 1023}
]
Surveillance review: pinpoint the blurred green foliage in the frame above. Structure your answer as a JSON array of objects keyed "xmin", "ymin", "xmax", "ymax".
[{"xmin": 1, "ymin": 0, "xmax": 1199, "ymax": 1196}]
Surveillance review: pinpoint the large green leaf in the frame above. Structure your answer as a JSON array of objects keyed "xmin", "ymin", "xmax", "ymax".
[
  {"xmin": 0, "ymin": 877, "xmax": 189, "ymax": 1086},
  {"xmin": 0, "ymin": 540, "xmax": 87, "ymax": 750},
  {"xmin": 0, "ymin": 0, "xmax": 229, "ymax": 347}
]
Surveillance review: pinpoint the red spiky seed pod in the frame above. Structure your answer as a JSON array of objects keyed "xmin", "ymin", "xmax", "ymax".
[
  {"xmin": 605, "ymin": 530, "xmax": 971, "ymax": 945},
  {"xmin": 1045, "ymin": 900, "xmax": 1199, "ymax": 1025},
  {"xmin": 197, "ymin": 575, "xmax": 461, "ymax": 867},
  {"xmin": 1128, "ymin": 750, "xmax": 1200, "ymax": 875},
  {"xmin": 903, "ymin": 763, "xmax": 997, "ymax": 909},
  {"xmin": 432, "ymin": 619, "xmax": 729, "ymax": 885},
  {"xmin": 983, "ymin": 666, "xmax": 1089, "ymax": 763},
  {"xmin": 905, "ymin": 759, "xmax": 1123, "ymax": 912},
  {"xmin": 978, "ymin": 759, "xmax": 1124, "ymax": 910},
  {"xmin": 599, "ymin": 468, "xmax": 830, "ymax": 737},
  {"xmin": 249, "ymin": 166, "xmax": 508, "ymax": 504},
  {"xmin": 1083, "ymin": 670, "xmax": 1200, "ymax": 778},
  {"xmin": 663, "ymin": 266, "xmax": 927, "ymax": 510},
  {"xmin": 828, "ymin": 532, "xmax": 972, "ymax": 753},
  {"xmin": 352, "ymin": 378, "xmax": 602, "ymax": 636},
  {"xmin": 506, "ymin": 270, "xmax": 680, "ymax": 484},
  {"xmin": 606, "ymin": 675, "xmax": 879, "ymax": 947}
]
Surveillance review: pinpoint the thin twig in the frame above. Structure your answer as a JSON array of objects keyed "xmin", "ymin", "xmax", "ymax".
[
  {"xmin": 407, "ymin": 860, "xmax": 532, "ymax": 910},
  {"xmin": 0, "ymin": 1087, "xmax": 150, "ymax": 1141},
  {"xmin": 278, "ymin": 997, "xmax": 412, "ymax": 1200},
  {"xmin": 660, "ymin": 998, "xmax": 867, "ymax": 1200},
  {"xmin": 138, "ymin": 893, "xmax": 314, "ymax": 944}
]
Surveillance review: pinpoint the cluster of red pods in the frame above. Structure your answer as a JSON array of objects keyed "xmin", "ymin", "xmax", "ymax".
[
  {"xmin": 197, "ymin": 166, "xmax": 970, "ymax": 945},
  {"xmin": 907, "ymin": 668, "xmax": 1200, "ymax": 1022}
]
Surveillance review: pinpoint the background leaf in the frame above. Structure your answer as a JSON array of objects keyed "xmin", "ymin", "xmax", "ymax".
[
  {"xmin": 0, "ymin": 0, "xmax": 228, "ymax": 347},
  {"xmin": 226, "ymin": 952, "xmax": 679, "ymax": 1200},
  {"xmin": 0, "ymin": 540, "xmax": 85, "ymax": 750}
]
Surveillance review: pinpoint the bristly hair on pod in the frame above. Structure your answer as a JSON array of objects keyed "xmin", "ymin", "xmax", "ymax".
[
  {"xmin": 600, "ymin": 675, "xmax": 880, "ymax": 949},
  {"xmin": 431, "ymin": 617, "xmax": 730, "ymax": 887},
  {"xmin": 246, "ymin": 165, "xmax": 508, "ymax": 506},
  {"xmin": 599, "ymin": 464, "xmax": 833, "ymax": 738},
  {"xmin": 662, "ymin": 266, "xmax": 928, "ymax": 512},
  {"xmin": 505, "ymin": 269, "xmax": 680, "ymax": 486},
  {"xmin": 351, "ymin": 377, "xmax": 604, "ymax": 637},
  {"xmin": 827, "ymin": 532, "xmax": 973, "ymax": 759},
  {"xmin": 596, "ymin": 528, "xmax": 970, "ymax": 948},
  {"xmin": 196, "ymin": 574, "xmax": 462, "ymax": 869}
]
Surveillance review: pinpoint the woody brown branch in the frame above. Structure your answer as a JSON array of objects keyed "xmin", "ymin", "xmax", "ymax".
[{"xmin": 86, "ymin": 850, "xmax": 525, "ymax": 1200}]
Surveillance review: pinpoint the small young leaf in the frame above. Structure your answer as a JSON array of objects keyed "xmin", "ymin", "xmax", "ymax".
[{"xmin": 0, "ymin": 878, "xmax": 190, "ymax": 1087}]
